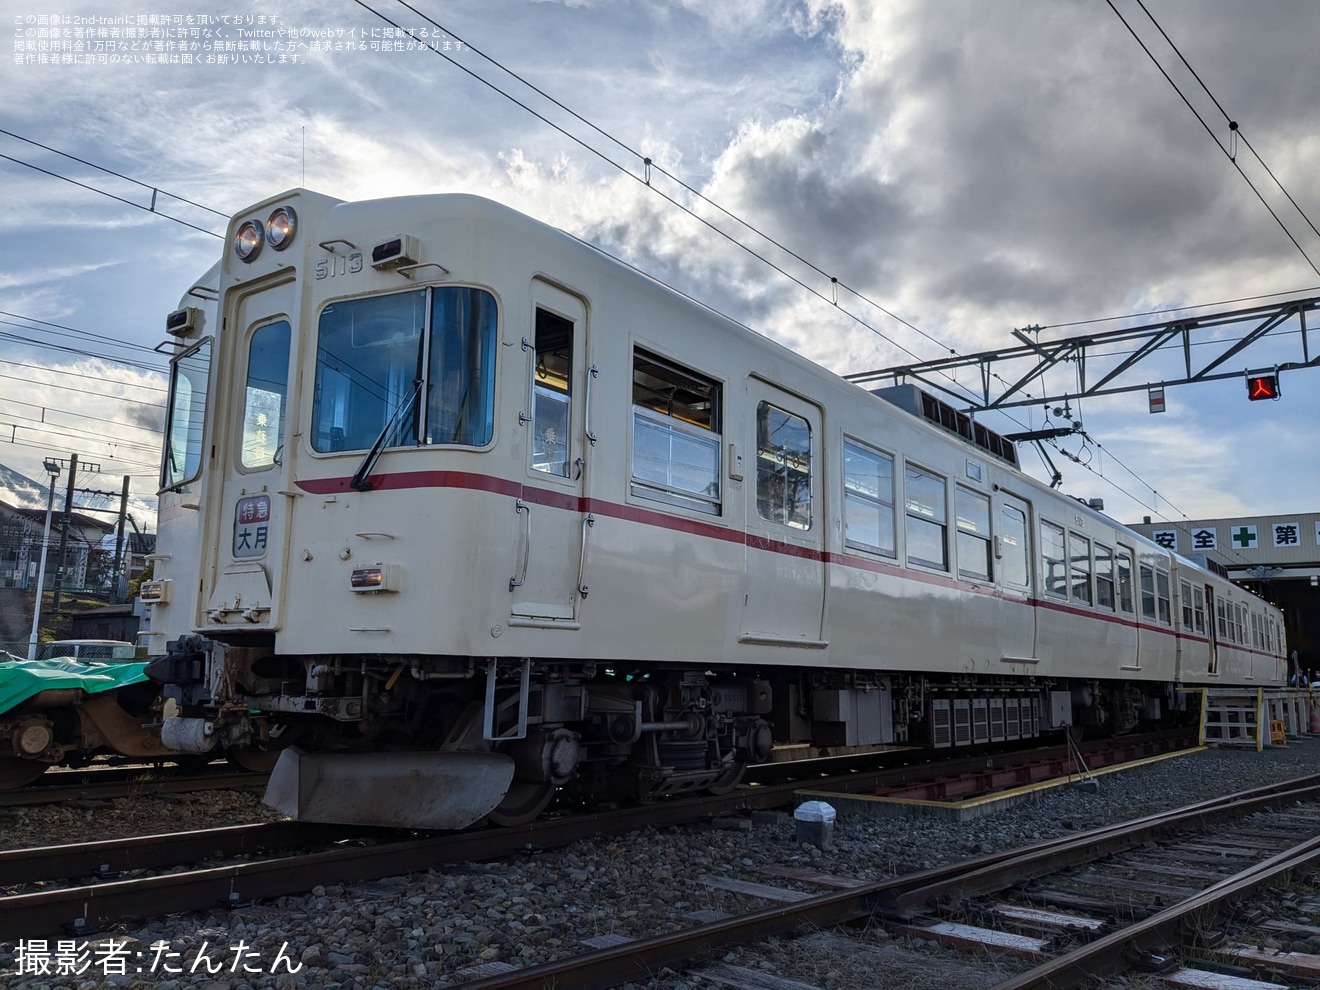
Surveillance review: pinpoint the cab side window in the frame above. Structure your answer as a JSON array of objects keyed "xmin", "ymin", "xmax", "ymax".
[{"xmin": 161, "ymin": 339, "xmax": 212, "ymax": 489}]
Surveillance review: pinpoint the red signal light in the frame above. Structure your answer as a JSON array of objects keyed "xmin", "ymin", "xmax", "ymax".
[{"xmin": 1246, "ymin": 373, "xmax": 1280, "ymax": 401}]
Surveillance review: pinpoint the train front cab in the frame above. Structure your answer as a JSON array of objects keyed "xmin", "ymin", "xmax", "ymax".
[{"xmin": 151, "ymin": 191, "xmax": 778, "ymax": 827}]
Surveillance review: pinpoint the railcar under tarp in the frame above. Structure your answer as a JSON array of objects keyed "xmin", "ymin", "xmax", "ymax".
[{"xmin": 0, "ymin": 656, "xmax": 149, "ymax": 713}]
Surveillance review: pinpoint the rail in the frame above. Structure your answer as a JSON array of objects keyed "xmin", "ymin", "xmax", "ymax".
[{"xmin": 457, "ymin": 775, "xmax": 1320, "ymax": 989}]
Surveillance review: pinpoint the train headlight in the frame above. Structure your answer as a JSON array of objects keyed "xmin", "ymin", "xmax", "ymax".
[
  {"xmin": 234, "ymin": 219, "xmax": 264, "ymax": 262},
  {"xmin": 350, "ymin": 564, "xmax": 400, "ymax": 593},
  {"xmin": 266, "ymin": 206, "xmax": 297, "ymax": 251}
]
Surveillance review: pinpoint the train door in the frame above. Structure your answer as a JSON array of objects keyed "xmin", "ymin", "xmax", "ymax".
[
  {"xmin": 1204, "ymin": 585, "xmax": 1220, "ymax": 675},
  {"xmin": 994, "ymin": 490, "xmax": 1036, "ymax": 659},
  {"xmin": 509, "ymin": 282, "xmax": 589, "ymax": 625},
  {"xmin": 739, "ymin": 381, "xmax": 827, "ymax": 646},
  {"xmin": 201, "ymin": 276, "xmax": 298, "ymax": 629}
]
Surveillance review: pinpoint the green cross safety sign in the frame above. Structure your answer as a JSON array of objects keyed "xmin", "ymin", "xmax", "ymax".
[{"xmin": 1231, "ymin": 525, "xmax": 1258, "ymax": 548}]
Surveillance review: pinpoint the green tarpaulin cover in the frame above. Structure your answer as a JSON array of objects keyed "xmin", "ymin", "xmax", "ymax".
[{"xmin": 0, "ymin": 655, "xmax": 149, "ymax": 714}]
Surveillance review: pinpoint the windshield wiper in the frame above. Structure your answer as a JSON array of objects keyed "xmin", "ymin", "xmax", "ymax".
[{"xmin": 349, "ymin": 377, "xmax": 423, "ymax": 492}]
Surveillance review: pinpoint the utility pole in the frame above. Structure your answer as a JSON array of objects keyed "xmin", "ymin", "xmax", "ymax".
[
  {"xmin": 51, "ymin": 452, "xmax": 76, "ymax": 615},
  {"xmin": 26, "ymin": 458, "xmax": 61, "ymax": 660},
  {"xmin": 112, "ymin": 475, "xmax": 129, "ymax": 603}
]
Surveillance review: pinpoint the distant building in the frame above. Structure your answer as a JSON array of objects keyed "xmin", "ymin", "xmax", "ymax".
[
  {"xmin": 125, "ymin": 530, "xmax": 157, "ymax": 582},
  {"xmin": 0, "ymin": 498, "xmax": 116, "ymax": 591},
  {"xmin": 0, "ymin": 500, "xmax": 43, "ymax": 589}
]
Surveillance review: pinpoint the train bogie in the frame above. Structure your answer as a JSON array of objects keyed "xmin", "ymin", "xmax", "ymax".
[{"xmin": 146, "ymin": 189, "xmax": 1288, "ymax": 828}]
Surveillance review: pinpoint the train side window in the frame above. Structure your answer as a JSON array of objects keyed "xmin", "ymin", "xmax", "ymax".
[
  {"xmin": 1180, "ymin": 580, "xmax": 1193, "ymax": 628},
  {"xmin": 1235, "ymin": 603, "xmax": 1246, "ymax": 644},
  {"xmin": 1139, "ymin": 564, "xmax": 1157, "ymax": 620},
  {"xmin": 1116, "ymin": 547, "xmax": 1135, "ymax": 613},
  {"xmin": 955, "ymin": 487, "xmax": 991, "ymax": 581},
  {"xmin": 904, "ymin": 465, "xmax": 947, "ymax": 569},
  {"xmin": 998, "ymin": 501, "xmax": 1030, "ymax": 590},
  {"xmin": 240, "ymin": 320, "xmax": 291, "ymax": 470},
  {"xmin": 1095, "ymin": 543, "xmax": 1115, "ymax": 610},
  {"xmin": 1193, "ymin": 586, "xmax": 1205, "ymax": 633},
  {"xmin": 1155, "ymin": 568, "xmax": 1172, "ymax": 625},
  {"xmin": 756, "ymin": 403, "xmax": 811, "ymax": 529},
  {"xmin": 1069, "ymin": 533, "xmax": 1092, "ymax": 605},
  {"xmin": 531, "ymin": 309, "xmax": 573, "ymax": 477},
  {"xmin": 161, "ymin": 338, "xmax": 212, "ymax": 490},
  {"xmin": 1251, "ymin": 611, "xmax": 1261, "ymax": 648},
  {"xmin": 1040, "ymin": 521, "xmax": 1067, "ymax": 598},
  {"xmin": 843, "ymin": 439, "xmax": 895, "ymax": 556},
  {"xmin": 1217, "ymin": 598, "xmax": 1229, "ymax": 640},
  {"xmin": 631, "ymin": 351, "xmax": 722, "ymax": 514}
]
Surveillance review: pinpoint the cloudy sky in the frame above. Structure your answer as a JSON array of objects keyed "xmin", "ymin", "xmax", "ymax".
[{"xmin": 2, "ymin": 0, "xmax": 1318, "ymax": 531}]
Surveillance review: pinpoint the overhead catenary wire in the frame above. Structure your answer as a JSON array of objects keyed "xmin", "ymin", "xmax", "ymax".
[
  {"xmin": 1104, "ymin": 0, "xmax": 1320, "ymax": 278},
  {"xmin": 1042, "ymin": 283, "xmax": 1320, "ymax": 333},
  {"xmin": 378, "ymin": 0, "xmax": 954, "ymax": 358},
  {"xmin": 0, "ymin": 310, "xmax": 168, "ymax": 360},
  {"xmin": 1, "ymin": 414, "xmax": 160, "ymax": 456},
  {"xmin": 0, "ymin": 396, "xmax": 162, "ymax": 444},
  {"xmin": 0, "ymin": 61, "xmax": 1222, "ymax": 527},
  {"xmin": 0, "ymin": 329, "xmax": 167, "ymax": 376},
  {"xmin": 1127, "ymin": 0, "xmax": 1320, "ymax": 246},
  {"xmin": 0, "ymin": 129, "xmax": 229, "ymax": 219},
  {"xmin": 0, "ymin": 152, "xmax": 224, "ymax": 239},
  {"xmin": 0, "ymin": 433, "xmax": 158, "ymax": 475},
  {"xmin": 351, "ymin": 0, "xmax": 1224, "ymax": 525},
  {"xmin": 349, "ymin": 0, "xmax": 935, "ymax": 365}
]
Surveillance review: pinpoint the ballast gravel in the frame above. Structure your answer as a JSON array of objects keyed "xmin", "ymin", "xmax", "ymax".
[{"xmin": 2, "ymin": 739, "xmax": 1319, "ymax": 990}]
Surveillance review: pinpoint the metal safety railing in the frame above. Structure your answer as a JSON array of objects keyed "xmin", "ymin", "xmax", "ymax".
[{"xmin": 1199, "ymin": 686, "xmax": 1314, "ymax": 750}]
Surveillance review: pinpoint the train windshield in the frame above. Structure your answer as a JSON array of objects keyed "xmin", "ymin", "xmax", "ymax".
[
  {"xmin": 160, "ymin": 338, "xmax": 212, "ymax": 490},
  {"xmin": 312, "ymin": 287, "xmax": 497, "ymax": 453}
]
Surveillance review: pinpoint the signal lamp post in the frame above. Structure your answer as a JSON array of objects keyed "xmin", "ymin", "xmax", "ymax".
[{"xmin": 26, "ymin": 459, "xmax": 62, "ymax": 661}]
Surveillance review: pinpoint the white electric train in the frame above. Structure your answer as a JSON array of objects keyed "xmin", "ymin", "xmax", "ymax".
[{"xmin": 143, "ymin": 189, "xmax": 1288, "ymax": 829}]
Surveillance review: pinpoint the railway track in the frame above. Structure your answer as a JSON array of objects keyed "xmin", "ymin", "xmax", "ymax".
[
  {"xmin": 0, "ymin": 763, "xmax": 267, "ymax": 807},
  {"xmin": 0, "ymin": 733, "xmax": 1199, "ymax": 941},
  {"xmin": 451, "ymin": 774, "xmax": 1320, "ymax": 989},
  {"xmin": 0, "ymin": 730, "xmax": 1158, "ymax": 811}
]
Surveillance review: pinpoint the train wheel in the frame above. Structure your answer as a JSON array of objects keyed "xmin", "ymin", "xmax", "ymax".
[
  {"xmin": 706, "ymin": 762, "xmax": 746, "ymax": 795},
  {"xmin": 0, "ymin": 758, "xmax": 49, "ymax": 789},
  {"xmin": 487, "ymin": 780, "xmax": 556, "ymax": 827},
  {"xmin": 226, "ymin": 745, "xmax": 282, "ymax": 773}
]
